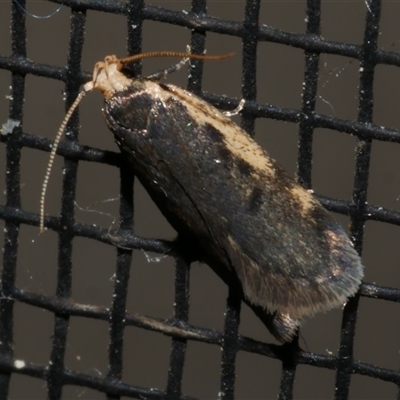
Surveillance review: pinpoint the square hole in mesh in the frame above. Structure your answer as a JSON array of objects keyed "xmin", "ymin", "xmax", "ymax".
[
  {"xmin": 188, "ymin": 262, "xmax": 227, "ymax": 331},
  {"xmin": 127, "ymin": 250, "xmax": 175, "ymax": 319},
  {"xmin": 378, "ymin": 2, "xmax": 400, "ymax": 52},
  {"xmin": 316, "ymin": 54, "xmax": 359, "ymax": 121},
  {"xmin": 320, "ymin": 2, "xmax": 366, "ymax": 44},
  {"xmin": 257, "ymin": 42, "xmax": 304, "ymax": 110},
  {"xmin": 16, "ymin": 225, "xmax": 58, "ymax": 296},
  {"xmin": 14, "ymin": 302, "xmax": 53, "ymax": 365},
  {"xmin": 82, "ymin": 11, "xmax": 127, "ymax": 70},
  {"xmin": 294, "ymin": 364, "xmax": 335, "ymax": 399},
  {"xmin": 299, "ymin": 308, "xmax": 343, "ymax": 356},
  {"xmin": 9, "ymin": 373, "xmax": 48, "ymax": 400},
  {"xmin": 368, "ymin": 140, "xmax": 400, "ymax": 211},
  {"xmin": 208, "ymin": 1, "xmax": 245, "ymax": 21},
  {"xmin": 25, "ymin": 4, "xmax": 69, "ymax": 65},
  {"xmin": 259, "ymin": 0, "xmax": 307, "ymax": 34},
  {"xmin": 374, "ymin": 65, "xmax": 400, "ymax": 130},
  {"xmin": 255, "ymin": 118, "xmax": 299, "ymax": 177},
  {"xmin": 350, "ymin": 372, "xmax": 397, "ymax": 399},
  {"xmin": 355, "ymin": 298, "xmax": 400, "ymax": 371},
  {"xmin": 312, "ymin": 128, "xmax": 356, "ymax": 200},
  {"xmin": 202, "ymin": 33, "xmax": 242, "ymax": 99},
  {"xmin": 75, "ymin": 161, "xmax": 120, "ymax": 230},
  {"xmin": 134, "ymin": 178, "xmax": 176, "ymax": 239},
  {"xmin": 182, "ymin": 341, "xmax": 221, "ymax": 398},
  {"xmin": 123, "ymin": 326, "xmax": 170, "ymax": 389},
  {"xmin": 71, "ymin": 237, "xmax": 116, "ymax": 307},
  {"xmin": 235, "ymin": 351, "xmax": 281, "ymax": 399},
  {"xmin": 0, "ymin": 2, "xmax": 11, "ymax": 55},
  {"xmin": 23, "ymin": 75, "xmax": 66, "ymax": 140},
  {"xmin": 362, "ymin": 220, "xmax": 400, "ymax": 288},
  {"xmin": 65, "ymin": 317, "xmax": 109, "ymax": 377}
]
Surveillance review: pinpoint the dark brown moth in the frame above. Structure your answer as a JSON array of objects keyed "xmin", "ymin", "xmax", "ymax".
[{"xmin": 41, "ymin": 52, "xmax": 364, "ymax": 342}]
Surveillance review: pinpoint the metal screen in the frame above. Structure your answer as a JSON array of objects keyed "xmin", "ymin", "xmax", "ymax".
[{"xmin": 1, "ymin": 0, "xmax": 400, "ymax": 399}]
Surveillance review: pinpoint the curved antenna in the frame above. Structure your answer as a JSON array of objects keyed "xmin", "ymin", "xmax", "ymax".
[{"xmin": 39, "ymin": 90, "xmax": 87, "ymax": 233}]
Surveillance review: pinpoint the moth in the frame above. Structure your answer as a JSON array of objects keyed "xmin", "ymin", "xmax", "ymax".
[{"xmin": 41, "ymin": 51, "xmax": 364, "ymax": 342}]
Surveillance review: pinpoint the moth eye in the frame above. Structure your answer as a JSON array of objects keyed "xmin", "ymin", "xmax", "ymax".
[
  {"xmin": 94, "ymin": 61, "xmax": 104, "ymax": 74},
  {"xmin": 105, "ymin": 55, "xmax": 117, "ymax": 63},
  {"xmin": 92, "ymin": 62, "xmax": 104, "ymax": 83}
]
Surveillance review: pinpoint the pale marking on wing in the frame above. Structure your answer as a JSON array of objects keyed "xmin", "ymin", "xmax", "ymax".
[
  {"xmin": 289, "ymin": 185, "xmax": 317, "ymax": 215},
  {"xmin": 162, "ymin": 85, "xmax": 277, "ymax": 178}
]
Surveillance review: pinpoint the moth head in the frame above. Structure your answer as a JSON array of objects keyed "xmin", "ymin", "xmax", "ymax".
[{"xmin": 84, "ymin": 55, "xmax": 131, "ymax": 98}]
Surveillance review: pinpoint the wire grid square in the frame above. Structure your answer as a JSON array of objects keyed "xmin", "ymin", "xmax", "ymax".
[{"xmin": 1, "ymin": 0, "xmax": 400, "ymax": 398}]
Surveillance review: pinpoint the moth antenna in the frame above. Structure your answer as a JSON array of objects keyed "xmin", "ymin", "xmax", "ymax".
[
  {"xmin": 117, "ymin": 51, "xmax": 235, "ymax": 69},
  {"xmin": 39, "ymin": 90, "xmax": 87, "ymax": 233}
]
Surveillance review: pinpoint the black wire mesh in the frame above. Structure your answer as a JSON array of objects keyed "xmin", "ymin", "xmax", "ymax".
[{"xmin": 1, "ymin": 0, "xmax": 400, "ymax": 399}]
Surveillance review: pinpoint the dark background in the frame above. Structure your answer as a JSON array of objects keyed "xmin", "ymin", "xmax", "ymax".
[{"xmin": 1, "ymin": 1, "xmax": 400, "ymax": 399}]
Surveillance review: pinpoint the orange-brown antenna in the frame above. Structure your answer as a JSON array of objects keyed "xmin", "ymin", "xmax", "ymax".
[{"xmin": 117, "ymin": 51, "xmax": 235, "ymax": 70}]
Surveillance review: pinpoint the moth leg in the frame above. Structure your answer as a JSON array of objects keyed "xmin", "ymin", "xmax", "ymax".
[
  {"xmin": 147, "ymin": 46, "xmax": 192, "ymax": 81},
  {"xmin": 223, "ymin": 98, "xmax": 246, "ymax": 117}
]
